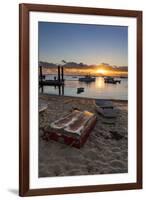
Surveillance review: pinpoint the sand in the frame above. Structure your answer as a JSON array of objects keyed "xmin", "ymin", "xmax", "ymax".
[{"xmin": 39, "ymin": 94, "xmax": 128, "ymax": 177}]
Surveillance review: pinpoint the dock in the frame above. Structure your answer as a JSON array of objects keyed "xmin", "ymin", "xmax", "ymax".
[
  {"xmin": 39, "ymin": 80, "xmax": 64, "ymax": 86},
  {"xmin": 39, "ymin": 65, "xmax": 64, "ymax": 95}
]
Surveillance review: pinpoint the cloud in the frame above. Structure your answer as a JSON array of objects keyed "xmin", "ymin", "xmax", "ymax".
[
  {"xmin": 39, "ymin": 60, "xmax": 128, "ymax": 71},
  {"xmin": 101, "ymin": 62, "xmax": 110, "ymax": 66}
]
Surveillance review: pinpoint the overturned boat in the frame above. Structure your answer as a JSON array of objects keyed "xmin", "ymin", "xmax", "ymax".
[{"xmin": 94, "ymin": 99, "xmax": 119, "ymax": 118}]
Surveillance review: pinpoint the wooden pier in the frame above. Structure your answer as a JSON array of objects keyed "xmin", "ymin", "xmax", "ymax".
[
  {"xmin": 39, "ymin": 65, "xmax": 64, "ymax": 95},
  {"xmin": 39, "ymin": 80, "xmax": 64, "ymax": 86}
]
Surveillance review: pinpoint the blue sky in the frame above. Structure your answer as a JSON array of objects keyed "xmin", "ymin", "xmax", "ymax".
[{"xmin": 38, "ymin": 22, "xmax": 128, "ymax": 66}]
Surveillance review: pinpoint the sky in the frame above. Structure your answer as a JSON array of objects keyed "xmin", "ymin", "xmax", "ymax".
[{"xmin": 38, "ymin": 22, "xmax": 128, "ymax": 66}]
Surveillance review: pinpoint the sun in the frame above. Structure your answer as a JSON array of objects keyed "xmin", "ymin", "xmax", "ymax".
[{"xmin": 96, "ymin": 69, "xmax": 107, "ymax": 74}]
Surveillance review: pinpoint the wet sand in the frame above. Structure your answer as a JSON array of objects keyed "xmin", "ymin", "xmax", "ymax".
[{"xmin": 39, "ymin": 94, "xmax": 128, "ymax": 177}]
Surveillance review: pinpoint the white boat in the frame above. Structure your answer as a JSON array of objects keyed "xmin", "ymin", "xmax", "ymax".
[{"xmin": 79, "ymin": 75, "xmax": 95, "ymax": 82}]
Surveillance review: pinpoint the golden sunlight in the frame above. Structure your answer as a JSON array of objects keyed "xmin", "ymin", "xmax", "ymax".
[
  {"xmin": 95, "ymin": 77, "xmax": 104, "ymax": 88},
  {"xmin": 96, "ymin": 69, "xmax": 107, "ymax": 75}
]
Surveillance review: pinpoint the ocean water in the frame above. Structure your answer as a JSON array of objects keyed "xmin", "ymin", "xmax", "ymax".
[{"xmin": 40, "ymin": 75, "xmax": 128, "ymax": 100}]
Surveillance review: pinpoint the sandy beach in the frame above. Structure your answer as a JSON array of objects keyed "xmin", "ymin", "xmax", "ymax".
[{"xmin": 39, "ymin": 94, "xmax": 128, "ymax": 177}]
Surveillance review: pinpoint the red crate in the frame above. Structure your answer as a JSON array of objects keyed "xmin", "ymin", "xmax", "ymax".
[{"xmin": 42, "ymin": 110, "xmax": 97, "ymax": 148}]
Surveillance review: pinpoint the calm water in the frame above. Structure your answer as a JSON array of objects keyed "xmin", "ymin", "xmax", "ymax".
[{"xmin": 41, "ymin": 75, "xmax": 128, "ymax": 100}]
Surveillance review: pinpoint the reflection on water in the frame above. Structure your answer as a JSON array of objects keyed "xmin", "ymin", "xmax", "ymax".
[
  {"xmin": 41, "ymin": 75, "xmax": 128, "ymax": 100},
  {"xmin": 95, "ymin": 77, "xmax": 105, "ymax": 89}
]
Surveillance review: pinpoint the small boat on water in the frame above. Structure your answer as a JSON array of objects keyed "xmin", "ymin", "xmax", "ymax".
[
  {"xmin": 104, "ymin": 77, "xmax": 121, "ymax": 84},
  {"xmin": 77, "ymin": 87, "xmax": 84, "ymax": 93},
  {"xmin": 79, "ymin": 75, "xmax": 95, "ymax": 82}
]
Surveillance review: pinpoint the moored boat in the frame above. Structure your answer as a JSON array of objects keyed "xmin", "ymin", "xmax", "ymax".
[
  {"xmin": 104, "ymin": 77, "xmax": 121, "ymax": 84},
  {"xmin": 77, "ymin": 87, "xmax": 84, "ymax": 93},
  {"xmin": 79, "ymin": 75, "xmax": 95, "ymax": 82}
]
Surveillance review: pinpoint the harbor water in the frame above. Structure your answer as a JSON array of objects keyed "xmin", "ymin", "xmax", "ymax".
[{"xmin": 40, "ymin": 75, "xmax": 128, "ymax": 100}]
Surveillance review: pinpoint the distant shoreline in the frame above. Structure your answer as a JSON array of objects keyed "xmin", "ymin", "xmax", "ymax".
[
  {"xmin": 42, "ymin": 73, "xmax": 128, "ymax": 78},
  {"xmin": 40, "ymin": 93, "xmax": 128, "ymax": 103}
]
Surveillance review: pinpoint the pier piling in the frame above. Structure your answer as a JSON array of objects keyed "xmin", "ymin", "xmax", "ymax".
[
  {"xmin": 58, "ymin": 66, "xmax": 61, "ymax": 82},
  {"xmin": 61, "ymin": 67, "xmax": 64, "ymax": 81},
  {"xmin": 39, "ymin": 65, "xmax": 64, "ymax": 95}
]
